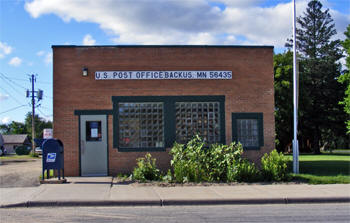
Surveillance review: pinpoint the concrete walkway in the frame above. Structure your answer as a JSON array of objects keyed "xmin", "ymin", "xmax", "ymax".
[{"xmin": 1, "ymin": 177, "xmax": 349, "ymax": 208}]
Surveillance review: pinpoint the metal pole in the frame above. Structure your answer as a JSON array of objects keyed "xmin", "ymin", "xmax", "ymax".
[
  {"xmin": 31, "ymin": 74, "xmax": 36, "ymax": 154},
  {"xmin": 292, "ymin": 0, "xmax": 299, "ymax": 174}
]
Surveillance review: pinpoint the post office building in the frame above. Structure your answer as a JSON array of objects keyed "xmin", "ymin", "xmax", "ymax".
[{"xmin": 52, "ymin": 45, "xmax": 275, "ymax": 176}]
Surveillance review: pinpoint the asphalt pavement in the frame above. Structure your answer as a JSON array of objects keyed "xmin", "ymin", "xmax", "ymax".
[
  {"xmin": 1, "ymin": 204, "xmax": 350, "ymax": 223},
  {"xmin": 0, "ymin": 177, "xmax": 349, "ymax": 208}
]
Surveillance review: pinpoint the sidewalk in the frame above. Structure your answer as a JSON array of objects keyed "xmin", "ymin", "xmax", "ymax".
[{"xmin": 1, "ymin": 177, "xmax": 349, "ymax": 208}]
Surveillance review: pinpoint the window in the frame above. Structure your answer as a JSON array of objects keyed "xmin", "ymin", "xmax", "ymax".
[
  {"xmin": 175, "ymin": 102, "xmax": 220, "ymax": 144},
  {"xmin": 113, "ymin": 96, "xmax": 225, "ymax": 151},
  {"xmin": 118, "ymin": 103, "xmax": 164, "ymax": 149},
  {"xmin": 86, "ymin": 121, "xmax": 102, "ymax": 141},
  {"xmin": 232, "ymin": 113, "xmax": 263, "ymax": 150}
]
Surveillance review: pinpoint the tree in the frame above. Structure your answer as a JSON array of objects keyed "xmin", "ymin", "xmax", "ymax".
[
  {"xmin": 24, "ymin": 112, "xmax": 52, "ymax": 139},
  {"xmin": 0, "ymin": 121, "xmax": 26, "ymax": 135},
  {"xmin": 285, "ymin": 0, "xmax": 347, "ymax": 153},
  {"xmin": 274, "ymin": 51, "xmax": 293, "ymax": 152},
  {"xmin": 0, "ymin": 113, "xmax": 52, "ymax": 140},
  {"xmin": 339, "ymin": 24, "xmax": 350, "ymax": 134}
]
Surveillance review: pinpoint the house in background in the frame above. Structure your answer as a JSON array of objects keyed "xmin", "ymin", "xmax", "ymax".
[{"xmin": 3, "ymin": 134, "xmax": 31, "ymax": 154}]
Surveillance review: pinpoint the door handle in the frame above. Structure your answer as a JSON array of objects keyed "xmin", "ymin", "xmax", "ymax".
[{"xmin": 81, "ymin": 140, "xmax": 86, "ymax": 154}]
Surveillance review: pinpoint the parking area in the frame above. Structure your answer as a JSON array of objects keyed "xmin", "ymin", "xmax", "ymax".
[{"xmin": 0, "ymin": 158, "xmax": 41, "ymax": 188}]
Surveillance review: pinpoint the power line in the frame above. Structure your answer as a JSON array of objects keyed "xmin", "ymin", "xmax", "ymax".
[
  {"xmin": 0, "ymin": 72, "xmax": 27, "ymax": 89},
  {"xmin": 40, "ymin": 105, "xmax": 52, "ymax": 111},
  {"xmin": 0, "ymin": 105, "xmax": 27, "ymax": 115},
  {"xmin": 37, "ymin": 107, "xmax": 52, "ymax": 118},
  {"xmin": 0, "ymin": 73, "xmax": 52, "ymax": 84},
  {"xmin": 0, "ymin": 86, "xmax": 26, "ymax": 106},
  {"xmin": 0, "ymin": 74, "xmax": 27, "ymax": 100}
]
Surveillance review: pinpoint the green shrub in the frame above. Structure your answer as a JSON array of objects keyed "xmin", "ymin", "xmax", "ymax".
[
  {"xmin": 227, "ymin": 159, "xmax": 260, "ymax": 182},
  {"xmin": 162, "ymin": 169, "xmax": 173, "ymax": 182},
  {"xmin": 15, "ymin": 146, "xmax": 31, "ymax": 155},
  {"xmin": 261, "ymin": 149, "xmax": 289, "ymax": 181},
  {"xmin": 170, "ymin": 136, "xmax": 206, "ymax": 183},
  {"xmin": 205, "ymin": 142, "xmax": 243, "ymax": 182},
  {"xmin": 170, "ymin": 135, "xmax": 244, "ymax": 183},
  {"xmin": 132, "ymin": 153, "xmax": 161, "ymax": 182}
]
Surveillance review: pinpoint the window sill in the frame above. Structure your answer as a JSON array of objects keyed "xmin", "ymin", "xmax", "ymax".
[{"xmin": 117, "ymin": 147, "xmax": 166, "ymax": 152}]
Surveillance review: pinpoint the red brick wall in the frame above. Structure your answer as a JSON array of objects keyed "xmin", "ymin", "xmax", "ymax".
[{"xmin": 53, "ymin": 46, "xmax": 274, "ymax": 176}]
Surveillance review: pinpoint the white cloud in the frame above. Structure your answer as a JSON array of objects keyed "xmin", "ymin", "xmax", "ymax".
[
  {"xmin": 37, "ymin": 50, "xmax": 45, "ymax": 56},
  {"xmin": 82, "ymin": 34, "xmax": 96, "ymax": 45},
  {"xmin": 0, "ymin": 117, "xmax": 11, "ymax": 124},
  {"xmin": 24, "ymin": 0, "xmax": 350, "ymax": 47},
  {"xmin": 8, "ymin": 57, "xmax": 22, "ymax": 66},
  {"xmin": 329, "ymin": 9, "xmax": 350, "ymax": 41},
  {"xmin": 0, "ymin": 93, "xmax": 9, "ymax": 101},
  {"xmin": 44, "ymin": 52, "xmax": 52, "ymax": 65},
  {"xmin": 0, "ymin": 42, "xmax": 13, "ymax": 58},
  {"xmin": 37, "ymin": 50, "xmax": 52, "ymax": 64},
  {"xmin": 187, "ymin": 33, "xmax": 216, "ymax": 45}
]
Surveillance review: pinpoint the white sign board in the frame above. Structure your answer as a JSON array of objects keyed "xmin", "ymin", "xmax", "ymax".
[
  {"xmin": 95, "ymin": 71, "xmax": 232, "ymax": 80},
  {"xmin": 91, "ymin": 128, "xmax": 98, "ymax": 138},
  {"xmin": 43, "ymin": 128, "xmax": 53, "ymax": 139}
]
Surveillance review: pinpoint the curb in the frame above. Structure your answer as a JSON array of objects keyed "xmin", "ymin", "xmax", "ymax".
[{"xmin": 1, "ymin": 197, "xmax": 349, "ymax": 208}]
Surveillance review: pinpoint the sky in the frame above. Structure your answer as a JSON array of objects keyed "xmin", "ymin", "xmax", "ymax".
[{"xmin": 0, "ymin": 0, "xmax": 349, "ymax": 125}]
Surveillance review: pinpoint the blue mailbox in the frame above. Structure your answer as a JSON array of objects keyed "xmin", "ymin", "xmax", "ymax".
[{"xmin": 42, "ymin": 139, "xmax": 64, "ymax": 180}]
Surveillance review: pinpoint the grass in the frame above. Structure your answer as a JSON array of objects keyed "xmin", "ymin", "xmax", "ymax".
[
  {"xmin": 286, "ymin": 153, "xmax": 350, "ymax": 184},
  {"xmin": 39, "ymin": 169, "xmax": 55, "ymax": 180},
  {"xmin": 0, "ymin": 154, "xmax": 40, "ymax": 160}
]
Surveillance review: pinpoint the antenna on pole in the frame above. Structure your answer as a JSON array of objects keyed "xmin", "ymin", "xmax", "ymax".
[{"xmin": 292, "ymin": 0, "xmax": 299, "ymax": 174}]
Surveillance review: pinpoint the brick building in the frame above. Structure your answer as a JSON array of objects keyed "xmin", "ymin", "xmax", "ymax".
[{"xmin": 52, "ymin": 45, "xmax": 275, "ymax": 176}]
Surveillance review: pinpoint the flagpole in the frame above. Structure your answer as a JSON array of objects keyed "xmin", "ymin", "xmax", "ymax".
[{"xmin": 292, "ymin": 0, "xmax": 299, "ymax": 174}]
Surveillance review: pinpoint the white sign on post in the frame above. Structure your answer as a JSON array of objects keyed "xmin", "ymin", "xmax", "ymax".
[{"xmin": 95, "ymin": 71, "xmax": 232, "ymax": 80}]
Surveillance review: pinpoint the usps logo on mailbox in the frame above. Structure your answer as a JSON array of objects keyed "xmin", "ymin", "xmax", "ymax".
[{"xmin": 46, "ymin": 153, "xmax": 56, "ymax": 162}]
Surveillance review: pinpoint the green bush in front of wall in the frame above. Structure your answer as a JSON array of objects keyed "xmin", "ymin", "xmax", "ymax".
[
  {"xmin": 261, "ymin": 149, "xmax": 289, "ymax": 181},
  {"xmin": 227, "ymin": 159, "xmax": 260, "ymax": 182},
  {"xmin": 205, "ymin": 142, "xmax": 243, "ymax": 182},
  {"xmin": 170, "ymin": 135, "xmax": 207, "ymax": 183},
  {"xmin": 132, "ymin": 135, "xmax": 290, "ymax": 183},
  {"xmin": 170, "ymin": 135, "xmax": 246, "ymax": 183},
  {"xmin": 15, "ymin": 146, "xmax": 31, "ymax": 155},
  {"xmin": 132, "ymin": 153, "xmax": 161, "ymax": 182}
]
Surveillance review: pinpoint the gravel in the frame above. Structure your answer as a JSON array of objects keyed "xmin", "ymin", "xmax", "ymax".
[{"xmin": 0, "ymin": 158, "xmax": 41, "ymax": 188}]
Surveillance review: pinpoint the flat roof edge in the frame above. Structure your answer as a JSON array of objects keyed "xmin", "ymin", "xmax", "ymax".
[{"xmin": 52, "ymin": 45, "xmax": 274, "ymax": 49}]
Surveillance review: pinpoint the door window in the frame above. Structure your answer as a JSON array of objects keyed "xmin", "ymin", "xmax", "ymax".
[{"xmin": 86, "ymin": 121, "xmax": 102, "ymax": 141}]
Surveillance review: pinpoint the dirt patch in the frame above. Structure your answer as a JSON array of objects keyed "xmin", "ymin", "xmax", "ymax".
[
  {"xmin": 0, "ymin": 158, "xmax": 41, "ymax": 188},
  {"xmin": 112, "ymin": 177, "xmax": 305, "ymax": 187}
]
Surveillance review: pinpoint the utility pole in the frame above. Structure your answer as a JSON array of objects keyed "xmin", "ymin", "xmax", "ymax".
[
  {"xmin": 26, "ymin": 74, "xmax": 43, "ymax": 154},
  {"xmin": 31, "ymin": 74, "xmax": 35, "ymax": 153}
]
